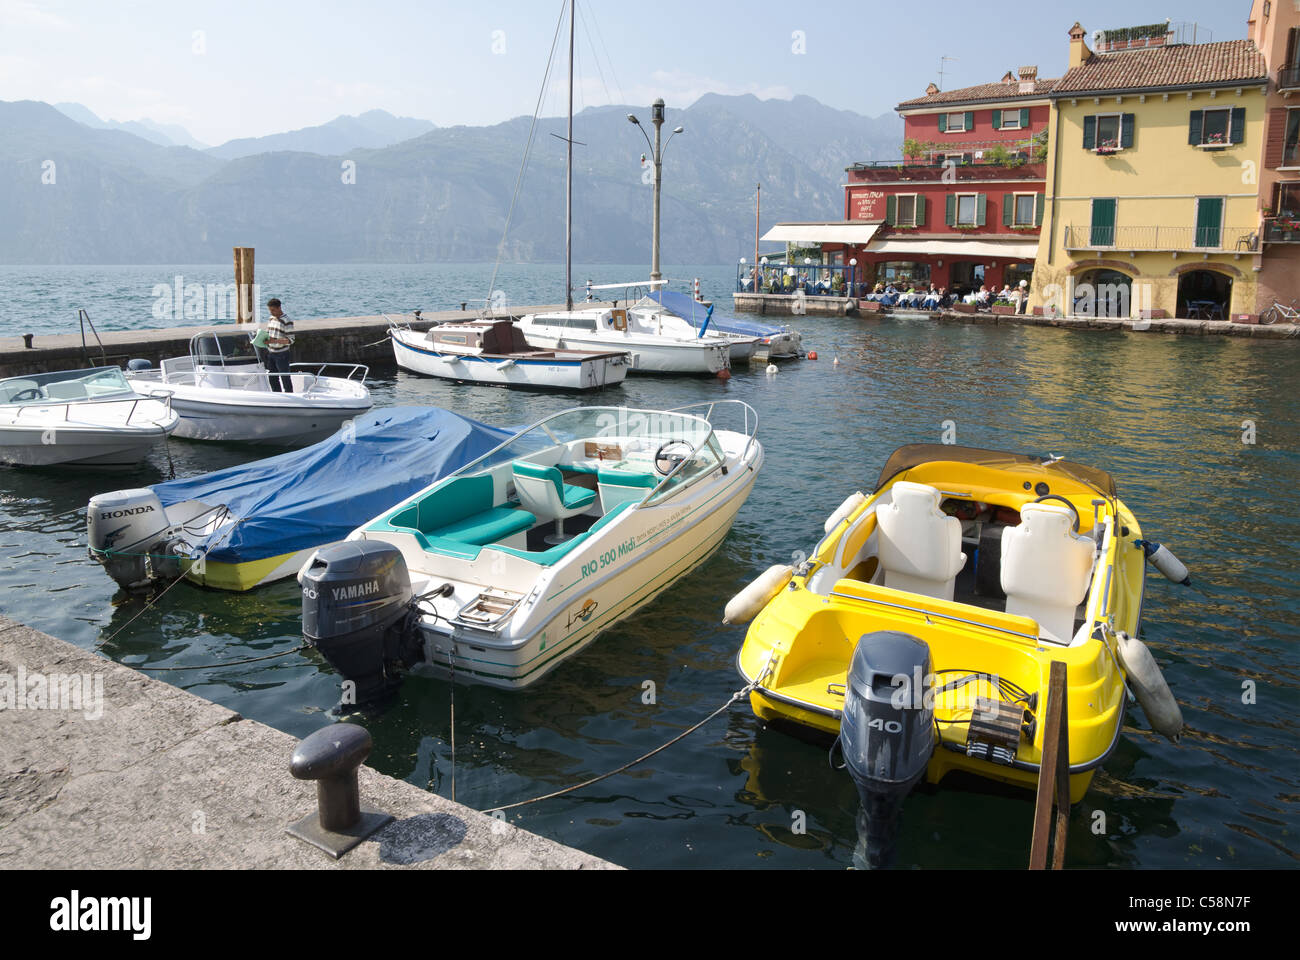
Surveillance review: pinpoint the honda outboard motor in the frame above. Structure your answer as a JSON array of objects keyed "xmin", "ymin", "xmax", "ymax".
[
  {"xmin": 299, "ymin": 540, "xmax": 420, "ymax": 711},
  {"xmin": 87, "ymin": 488, "xmax": 186, "ymax": 590},
  {"xmin": 840, "ymin": 631, "xmax": 934, "ymax": 868}
]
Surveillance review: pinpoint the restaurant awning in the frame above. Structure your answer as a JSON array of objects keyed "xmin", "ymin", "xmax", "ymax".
[
  {"xmin": 760, "ymin": 222, "xmax": 882, "ymax": 244},
  {"xmin": 865, "ymin": 238, "xmax": 1040, "ymax": 259}
]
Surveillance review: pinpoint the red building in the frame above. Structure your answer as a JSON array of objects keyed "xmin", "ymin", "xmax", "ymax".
[{"xmin": 766, "ymin": 67, "xmax": 1056, "ymax": 296}]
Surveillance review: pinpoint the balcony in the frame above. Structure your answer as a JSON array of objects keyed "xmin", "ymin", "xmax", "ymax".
[
  {"xmin": 1279, "ymin": 65, "xmax": 1300, "ymax": 92},
  {"xmin": 1263, "ymin": 217, "xmax": 1300, "ymax": 243},
  {"xmin": 849, "ymin": 160, "xmax": 1046, "ymax": 184},
  {"xmin": 1064, "ymin": 224, "xmax": 1258, "ymax": 254}
]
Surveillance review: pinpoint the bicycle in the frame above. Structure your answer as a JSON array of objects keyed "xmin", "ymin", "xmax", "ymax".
[{"xmin": 1260, "ymin": 298, "xmax": 1300, "ymax": 325}]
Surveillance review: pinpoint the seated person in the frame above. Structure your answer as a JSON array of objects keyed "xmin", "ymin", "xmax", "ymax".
[
  {"xmin": 922, "ymin": 285, "xmax": 941, "ymax": 310},
  {"xmin": 974, "ymin": 285, "xmax": 992, "ymax": 308}
]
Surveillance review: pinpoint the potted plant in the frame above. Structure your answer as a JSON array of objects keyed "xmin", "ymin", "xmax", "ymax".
[
  {"xmin": 992, "ymin": 298, "xmax": 1017, "ymax": 316},
  {"xmin": 1096, "ymin": 139, "xmax": 1120, "ymax": 156}
]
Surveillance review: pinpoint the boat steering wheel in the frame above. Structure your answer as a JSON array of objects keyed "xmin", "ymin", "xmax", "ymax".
[
  {"xmin": 8, "ymin": 387, "xmax": 41, "ymax": 402},
  {"xmin": 654, "ymin": 440, "xmax": 693, "ymax": 476},
  {"xmin": 1030, "ymin": 494, "xmax": 1081, "ymax": 532}
]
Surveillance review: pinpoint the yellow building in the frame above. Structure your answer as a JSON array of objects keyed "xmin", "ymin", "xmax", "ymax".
[{"xmin": 1033, "ymin": 23, "xmax": 1269, "ymax": 320}]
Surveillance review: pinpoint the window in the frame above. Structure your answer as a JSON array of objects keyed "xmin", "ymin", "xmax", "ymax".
[
  {"xmin": 1277, "ymin": 181, "xmax": 1300, "ymax": 217},
  {"xmin": 1282, "ymin": 110, "xmax": 1300, "ymax": 166},
  {"xmin": 946, "ymin": 112, "xmax": 966, "ymax": 132},
  {"xmin": 956, "ymin": 194, "xmax": 978, "ymax": 225},
  {"xmin": 1014, "ymin": 194, "xmax": 1037, "ymax": 226},
  {"xmin": 1194, "ymin": 197, "xmax": 1224, "ymax": 248},
  {"xmin": 879, "ymin": 261, "xmax": 932, "ymax": 285},
  {"xmin": 1000, "ymin": 111, "xmax": 1021, "ymax": 130},
  {"xmin": 896, "ymin": 194, "xmax": 917, "ymax": 226},
  {"xmin": 1201, "ymin": 108, "xmax": 1231, "ymax": 145},
  {"xmin": 1090, "ymin": 198, "xmax": 1117, "ymax": 246},
  {"xmin": 1082, "ymin": 113, "xmax": 1134, "ymax": 152}
]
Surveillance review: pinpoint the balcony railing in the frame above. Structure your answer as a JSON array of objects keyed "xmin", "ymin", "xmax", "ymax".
[
  {"xmin": 1064, "ymin": 224, "xmax": 1257, "ymax": 253},
  {"xmin": 1279, "ymin": 65, "xmax": 1300, "ymax": 91},
  {"xmin": 850, "ymin": 161, "xmax": 1046, "ymax": 184},
  {"xmin": 1263, "ymin": 217, "xmax": 1300, "ymax": 243}
]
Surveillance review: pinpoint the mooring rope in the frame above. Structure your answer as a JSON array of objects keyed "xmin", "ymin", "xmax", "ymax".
[{"xmin": 484, "ymin": 658, "xmax": 773, "ymax": 814}]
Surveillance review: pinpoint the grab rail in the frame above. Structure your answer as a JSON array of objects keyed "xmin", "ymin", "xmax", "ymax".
[
  {"xmin": 290, "ymin": 362, "xmax": 370, "ymax": 383},
  {"xmin": 666, "ymin": 399, "xmax": 760, "ymax": 465}
]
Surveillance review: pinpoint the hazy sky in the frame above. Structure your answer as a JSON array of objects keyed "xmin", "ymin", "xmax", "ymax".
[{"xmin": 1, "ymin": 0, "xmax": 1254, "ymax": 145}]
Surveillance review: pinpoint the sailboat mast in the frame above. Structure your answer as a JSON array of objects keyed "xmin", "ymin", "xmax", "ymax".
[{"xmin": 565, "ymin": 0, "xmax": 575, "ymax": 311}]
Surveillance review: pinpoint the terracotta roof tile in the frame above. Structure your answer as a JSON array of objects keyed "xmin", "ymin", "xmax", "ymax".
[
  {"xmin": 898, "ymin": 78, "xmax": 1059, "ymax": 110},
  {"xmin": 1052, "ymin": 39, "xmax": 1266, "ymax": 95}
]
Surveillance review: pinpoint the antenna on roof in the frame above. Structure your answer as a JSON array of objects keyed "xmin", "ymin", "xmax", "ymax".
[{"xmin": 937, "ymin": 55, "xmax": 958, "ymax": 91}]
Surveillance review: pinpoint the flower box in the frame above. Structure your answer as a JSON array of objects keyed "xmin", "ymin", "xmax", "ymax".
[
  {"xmin": 858, "ymin": 299, "xmax": 885, "ymax": 313},
  {"xmin": 991, "ymin": 304, "xmax": 1017, "ymax": 316},
  {"xmin": 952, "ymin": 302, "xmax": 977, "ymax": 314}
]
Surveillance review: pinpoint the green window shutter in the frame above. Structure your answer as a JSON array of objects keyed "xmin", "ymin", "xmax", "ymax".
[
  {"xmin": 1230, "ymin": 107, "xmax": 1246, "ymax": 144},
  {"xmin": 1035, "ymin": 193, "xmax": 1045, "ymax": 226},
  {"xmin": 946, "ymin": 194, "xmax": 956, "ymax": 226},
  {"xmin": 937, "ymin": 113, "xmax": 947, "ymax": 133},
  {"xmin": 1090, "ymin": 198, "xmax": 1116, "ymax": 246},
  {"xmin": 915, "ymin": 196, "xmax": 926, "ymax": 226},
  {"xmin": 976, "ymin": 193, "xmax": 987, "ymax": 227},
  {"xmin": 1002, "ymin": 193, "xmax": 1013, "ymax": 226},
  {"xmin": 1020, "ymin": 107, "xmax": 1030, "ymax": 128},
  {"xmin": 886, "ymin": 194, "xmax": 897, "ymax": 225},
  {"xmin": 992, "ymin": 109, "xmax": 1002, "ymax": 129},
  {"xmin": 1082, "ymin": 115, "xmax": 1096, "ymax": 149},
  {"xmin": 965, "ymin": 111, "xmax": 975, "ymax": 132},
  {"xmin": 1189, "ymin": 110, "xmax": 1203, "ymax": 145},
  {"xmin": 1121, "ymin": 114, "xmax": 1135, "ymax": 149}
]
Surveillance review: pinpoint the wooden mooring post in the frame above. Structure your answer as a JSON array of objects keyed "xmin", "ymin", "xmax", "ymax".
[
  {"xmin": 233, "ymin": 246, "xmax": 255, "ymax": 326},
  {"xmin": 1029, "ymin": 660, "xmax": 1070, "ymax": 869}
]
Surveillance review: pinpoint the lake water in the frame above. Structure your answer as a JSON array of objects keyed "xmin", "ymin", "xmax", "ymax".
[{"xmin": 1, "ymin": 264, "xmax": 1297, "ymax": 869}]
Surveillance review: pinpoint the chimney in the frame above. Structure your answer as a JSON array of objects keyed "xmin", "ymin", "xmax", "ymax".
[
  {"xmin": 1001, "ymin": 70, "xmax": 1016, "ymax": 83},
  {"xmin": 926, "ymin": 82, "xmax": 939, "ymax": 96},
  {"xmin": 1069, "ymin": 22, "xmax": 1092, "ymax": 69},
  {"xmin": 1018, "ymin": 65, "xmax": 1038, "ymax": 93}
]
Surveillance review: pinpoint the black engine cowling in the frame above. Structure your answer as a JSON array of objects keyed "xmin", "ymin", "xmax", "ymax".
[
  {"xmin": 840, "ymin": 630, "xmax": 935, "ymax": 868},
  {"xmin": 299, "ymin": 540, "xmax": 420, "ymax": 711}
]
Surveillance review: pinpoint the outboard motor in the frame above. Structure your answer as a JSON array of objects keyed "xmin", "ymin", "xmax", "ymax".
[
  {"xmin": 840, "ymin": 631, "xmax": 934, "ymax": 868},
  {"xmin": 299, "ymin": 540, "xmax": 420, "ymax": 711},
  {"xmin": 87, "ymin": 488, "xmax": 185, "ymax": 589}
]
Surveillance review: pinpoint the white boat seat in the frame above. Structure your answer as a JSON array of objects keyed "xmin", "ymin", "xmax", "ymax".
[
  {"xmin": 1001, "ymin": 503, "xmax": 1096, "ymax": 644},
  {"xmin": 876, "ymin": 481, "xmax": 965, "ymax": 601},
  {"xmin": 512, "ymin": 461, "xmax": 597, "ymax": 544},
  {"xmin": 43, "ymin": 381, "xmax": 88, "ymax": 400}
]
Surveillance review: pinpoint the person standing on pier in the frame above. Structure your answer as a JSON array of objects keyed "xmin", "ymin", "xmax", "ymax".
[{"xmin": 265, "ymin": 298, "xmax": 295, "ymax": 393}]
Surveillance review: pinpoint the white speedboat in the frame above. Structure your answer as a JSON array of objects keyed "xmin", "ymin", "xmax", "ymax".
[
  {"xmin": 0, "ymin": 366, "xmax": 179, "ymax": 468},
  {"xmin": 514, "ymin": 293, "xmax": 750, "ymax": 374},
  {"xmin": 126, "ymin": 332, "xmax": 373, "ymax": 445},
  {"xmin": 299, "ymin": 400, "xmax": 762, "ymax": 703},
  {"xmin": 389, "ymin": 316, "xmax": 629, "ymax": 391}
]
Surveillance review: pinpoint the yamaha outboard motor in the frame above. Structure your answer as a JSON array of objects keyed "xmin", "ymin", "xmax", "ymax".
[
  {"xmin": 840, "ymin": 631, "xmax": 934, "ymax": 868},
  {"xmin": 87, "ymin": 488, "xmax": 187, "ymax": 590},
  {"xmin": 299, "ymin": 540, "xmax": 420, "ymax": 712}
]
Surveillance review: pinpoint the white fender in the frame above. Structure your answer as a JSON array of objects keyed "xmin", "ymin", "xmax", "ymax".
[
  {"xmin": 824, "ymin": 491, "xmax": 867, "ymax": 534},
  {"xmin": 1142, "ymin": 541, "xmax": 1190, "ymax": 586},
  {"xmin": 723, "ymin": 564, "xmax": 794, "ymax": 625},
  {"xmin": 494, "ymin": 359, "xmax": 516, "ymax": 371},
  {"xmin": 1115, "ymin": 631, "xmax": 1183, "ymax": 742}
]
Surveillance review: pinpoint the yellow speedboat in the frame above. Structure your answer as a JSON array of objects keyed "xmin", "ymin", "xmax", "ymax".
[{"xmin": 732, "ymin": 445, "xmax": 1185, "ymax": 834}]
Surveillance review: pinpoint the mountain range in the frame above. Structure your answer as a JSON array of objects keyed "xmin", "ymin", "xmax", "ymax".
[{"xmin": 2, "ymin": 96, "xmax": 901, "ymax": 264}]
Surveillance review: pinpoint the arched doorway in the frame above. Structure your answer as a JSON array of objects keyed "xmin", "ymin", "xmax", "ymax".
[
  {"xmin": 1074, "ymin": 269, "xmax": 1133, "ymax": 319},
  {"xmin": 1176, "ymin": 269, "xmax": 1232, "ymax": 320}
]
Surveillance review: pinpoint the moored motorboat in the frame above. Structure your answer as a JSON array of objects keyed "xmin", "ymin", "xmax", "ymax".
[
  {"xmin": 87, "ymin": 406, "xmax": 512, "ymax": 592},
  {"xmin": 648, "ymin": 289, "xmax": 803, "ymax": 360},
  {"xmin": 0, "ymin": 366, "xmax": 179, "ymax": 468},
  {"xmin": 731, "ymin": 444, "xmax": 1185, "ymax": 861},
  {"xmin": 389, "ymin": 316, "xmax": 629, "ymax": 391},
  {"xmin": 125, "ymin": 332, "xmax": 372, "ymax": 445},
  {"xmin": 298, "ymin": 401, "xmax": 762, "ymax": 703}
]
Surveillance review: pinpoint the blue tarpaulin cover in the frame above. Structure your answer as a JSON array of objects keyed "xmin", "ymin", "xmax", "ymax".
[
  {"xmin": 153, "ymin": 406, "xmax": 513, "ymax": 564},
  {"xmin": 648, "ymin": 290, "xmax": 787, "ymax": 339}
]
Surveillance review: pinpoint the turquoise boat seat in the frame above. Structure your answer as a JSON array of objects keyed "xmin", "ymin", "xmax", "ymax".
[
  {"xmin": 379, "ymin": 474, "xmax": 537, "ymax": 558},
  {"xmin": 486, "ymin": 500, "xmax": 635, "ymax": 566},
  {"xmin": 597, "ymin": 466, "xmax": 657, "ymax": 489},
  {"xmin": 513, "ymin": 461, "xmax": 597, "ymax": 511}
]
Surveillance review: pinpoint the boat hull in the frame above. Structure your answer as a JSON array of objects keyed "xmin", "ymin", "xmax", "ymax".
[
  {"xmin": 391, "ymin": 330, "xmax": 628, "ymax": 391},
  {"xmin": 521, "ymin": 330, "xmax": 731, "ymax": 375},
  {"xmin": 0, "ymin": 427, "xmax": 171, "ymax": 468},
  {"xmin": 162, "ymin": 394, "xmax": 371, "ymax": 444}
]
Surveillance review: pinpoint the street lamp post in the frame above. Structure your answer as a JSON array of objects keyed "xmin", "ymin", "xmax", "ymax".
[{"xmin": 629, "ymin": 100, "xmax": 684, "ymax": 283}]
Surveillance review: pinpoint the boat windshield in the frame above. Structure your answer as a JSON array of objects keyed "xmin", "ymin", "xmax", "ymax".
[
  {"xmin": 875, "ymin": 443, "xmax": 1117, "ymax": 497},
  {"xmin": 191, "ymin": 332, "xmax": 261, "ymax": 367},
  {"xmin": 0, "ymin": 367, "xmax": 135, "ymax": 405},
  {"xmin": 461, "ymin": 405, "xmax": 714, "ymax": 481}
]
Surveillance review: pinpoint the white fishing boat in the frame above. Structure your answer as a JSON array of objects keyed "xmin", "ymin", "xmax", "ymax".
[
  {"xmin": 299, "ymin": 400, "xmax": 762, "ymax": 702},
  {"xmin": 515, "ymin": 290, "xmax": 748, "ymax": 374},
  {"xmin": 0, "ymin": 366, "xmax": 179, "ymax": 468},
  {"xmin": 125, "ymin": 332, "xmax": 373, "ymax": 445},
  {"xmin": 389, "ymin": 316, "xmax": 629, "ymax": 391}
]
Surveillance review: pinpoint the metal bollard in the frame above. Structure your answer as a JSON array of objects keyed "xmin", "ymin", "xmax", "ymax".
[
  {"xmin": 22, "ymin": 334, "xmax": 33, "ymax": 349},
  {"xmin": 285, "ymin": 723, "xmax": 393, "ymax": 858}
]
